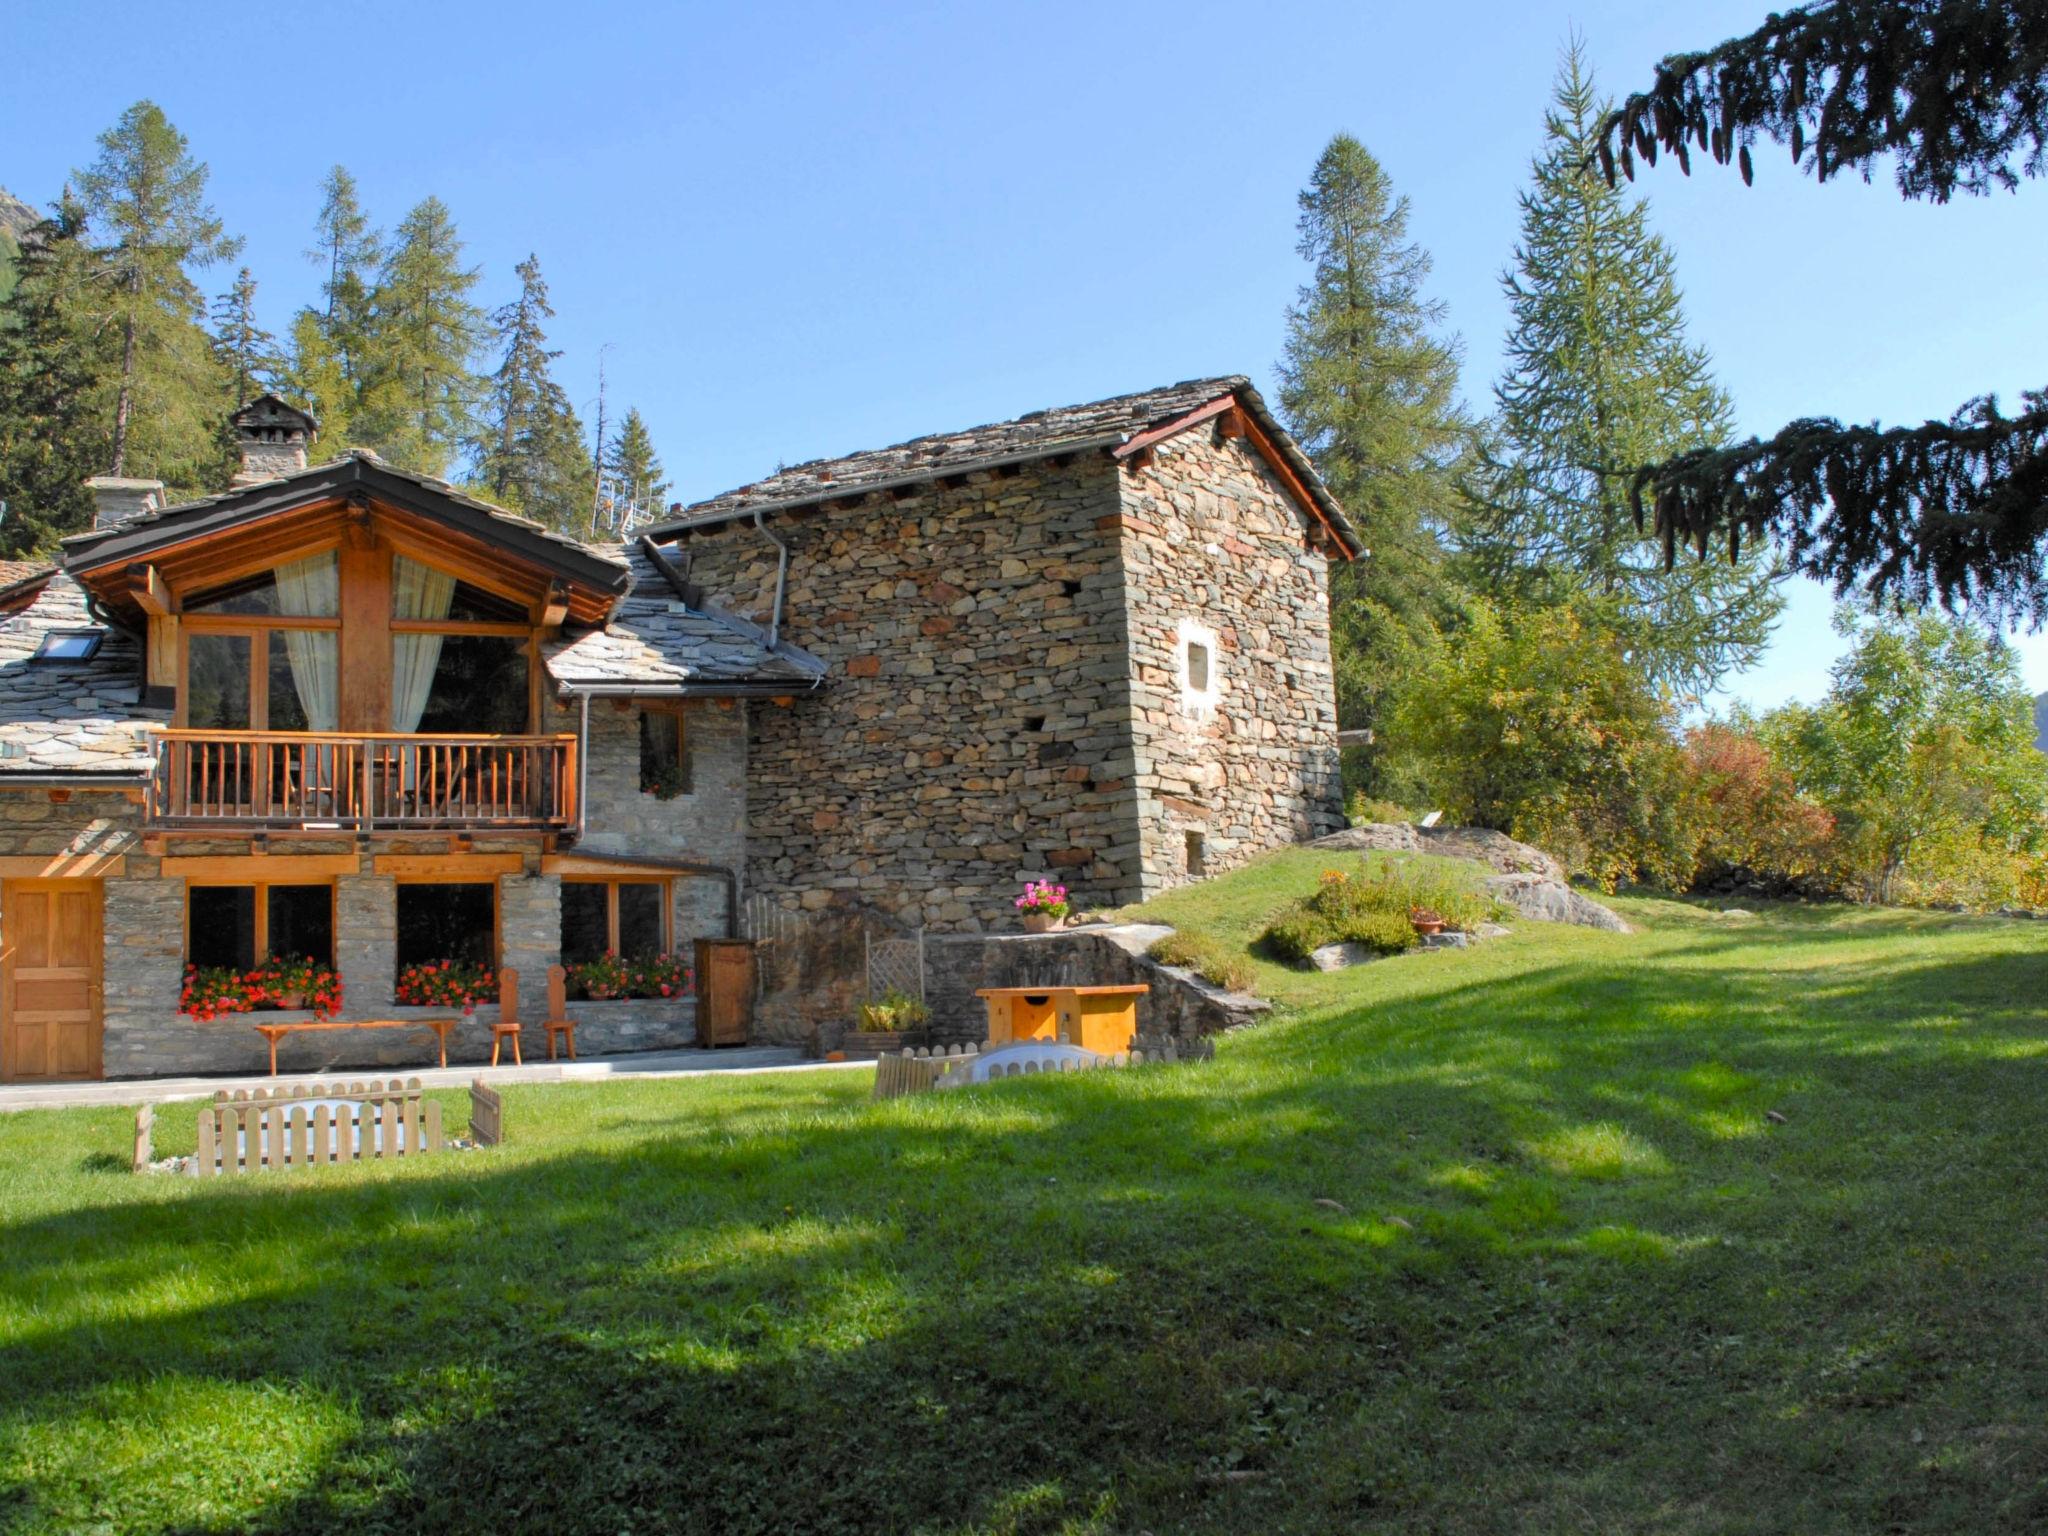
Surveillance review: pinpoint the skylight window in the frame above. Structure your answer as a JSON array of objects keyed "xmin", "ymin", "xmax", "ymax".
[{"xmin": 32, "ymin": 630, "xmax": 103, "ymax": 663}]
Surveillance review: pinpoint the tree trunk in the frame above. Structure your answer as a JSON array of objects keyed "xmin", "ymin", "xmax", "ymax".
[{"xmin": 109, "ymin": 312, "xmax": 137, "ymax": 476}]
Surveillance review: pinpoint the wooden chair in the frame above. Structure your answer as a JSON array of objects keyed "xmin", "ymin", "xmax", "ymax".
[
  {"xmin": 543, "ymin": 965, "xmax": 579, "ymax": 1061},
  {"xmin": 489, "ymin": 968, "xmax": 524, "ymax": 1066}
]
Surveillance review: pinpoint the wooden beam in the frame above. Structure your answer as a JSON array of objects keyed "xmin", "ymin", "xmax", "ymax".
[
  {"xmin": 1112, "ymin": 394, "xmax": 1238, "ymax": 462},
  {"xmin": 0, "ymin": 852, "xmax": 127, "ymax": 878},
  {"xmin": 1233, "ymin": 409, "xmax": 1355, "ymax": 560},
  {"xmin": 46, "ymin": 789, "xmax": 70, "ymax": 805},
  {"xmin": 160, "ymin": 853, "xmax": 360, "ymax": 880},
  {"xmin": 146, "ymin": 612, "xmax": 178, "ymax": 690},
  {"xmin": 127, "ymin": 564, "xmax": 169, "ymax": 616},
  {"xmin": 1216, "ymin": 405, "xmax": 1248, "ymax": 439},
  {"xmin": 541, "ymin": 853, "xmax": 686, "ymax": 877},
  {"xmin": 373, "ymin": 852, "xmax": 525, "ymax": 878},
  {"xmin": 540, "ymin": 583, "xmax": 569, "ymax": 628}
]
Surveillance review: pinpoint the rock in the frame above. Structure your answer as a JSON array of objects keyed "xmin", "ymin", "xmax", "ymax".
[
  {"xmin": 1384, "ymin": 1215, "xmax": 1414, "ymax": 1231},
  {"xmin": 1720, "ymin": 908, "xmax": 1755, "ymax": 919},
  {"xmin": 1419, "ymin": 931, "xmax": 1470, "ymax": 950},
  {"xmin": 1309, "ymin": 822, "xmax": 1420, "ymax": 855},
  {"xmin": 1766, "ymin": 1109, "xmax": 1788, "ymax": 1124},
  {"xmin": 1481, "ymin": 873, "xmax": 1630, "ymax": 933},
  {"xmin": 1418, "ymin": 826, "xmax": 1566, "ymax": 883},
  {"xmin": 1309, "ymin": 941, "xmax": 1380, "ymax": 971},
  {"xmin": 1475, "ymin": 922, "xmax": 1511, "ymax": 939},
  {"xmin": 1313, "ymin": 1197, "xmax": 1348, "ymax": 1213}
]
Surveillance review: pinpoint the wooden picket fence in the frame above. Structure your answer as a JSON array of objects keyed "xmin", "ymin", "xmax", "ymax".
[
  {"xmin": 192, "ymin": 1077, "xmax": 443, "ymax": 1176},
  {"xmin": 873, "ymin": 1042, "xmax": 981, "ymax": 1099},
  {"xmin": 874, "ymin": 1037, "xmax": 1190, "ymax": 1099}
]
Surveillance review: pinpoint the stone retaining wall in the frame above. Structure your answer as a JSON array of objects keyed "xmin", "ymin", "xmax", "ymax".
[{"xmin": 924, "ymin": 924, "xmax": 1267, "ymax": 1049}]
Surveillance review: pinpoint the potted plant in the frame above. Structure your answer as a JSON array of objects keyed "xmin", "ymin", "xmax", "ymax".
[
  {"xmin": 846, "ymin": 988, "xmax": 932, "ymax": 1054},
  {"xmin": 180, "ymin": 965, "xmax": 256, "ymax": 1023},
  {"xmin": 567, "ymin": 951, "xmax": 631, "ymax": 1000},
  {"xmin": 1409, "ymin": 906, "xmax": 1447, "ymax": 937},
  {"xmin": 250, "ymin": 954, "xmax": 344, "ymax": 1017},
  {"xmin": 627, "ymin": 952, "xmax": 691, "ymax": 999},
  {"xmin": 1015, "ymin": 879, "xmax": 1071, "ymax": 934},
  {"xmin": 395, "ymin": 959, "xmax": 499, "ymax": 1015}
]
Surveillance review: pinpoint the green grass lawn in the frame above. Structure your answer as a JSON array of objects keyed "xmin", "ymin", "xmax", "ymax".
[{"xmin": 3, "ymin": 859, "xmax": 2047, "ymax": 1533}]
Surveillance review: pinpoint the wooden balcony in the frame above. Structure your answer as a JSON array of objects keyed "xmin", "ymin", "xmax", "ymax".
[{"xmin": 145, "ymin": 731, "xmax": 578, "ymax": 833}]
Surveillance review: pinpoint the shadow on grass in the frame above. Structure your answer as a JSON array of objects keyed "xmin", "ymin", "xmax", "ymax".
[{"xmin": 1, "ymin": 907, "xmax": 2045, "ymax": 1533}]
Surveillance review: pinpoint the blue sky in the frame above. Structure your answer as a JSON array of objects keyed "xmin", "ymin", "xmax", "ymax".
[{"xmin": 6, "ymin": 0, "xmax": 2045, "ymax": 708}]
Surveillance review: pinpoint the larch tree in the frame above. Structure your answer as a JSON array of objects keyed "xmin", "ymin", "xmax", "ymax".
[
  {"xmin": 305, "ymin": 166, "xmax": 379, "ymax": 381},
  {"xmin": 476, "ymin": 254, "xmax": 590, "ymax": 530},
  {"xmin": 1465, "ymin": 41, "xmax": 1782, "ymax": 697},
  {"xmin": 1591, "ymin": 0, "xmax": 2048, "ymax": 626},
  {"xmin": 209, "ymin": 267, "xmax": 281, "ymax": 409},
  {"xmin": 603, "ymin": 407, "xmax": 670, "ymax": 512},
  {"xmin": 0, "ymin": 195, "xmax": 116, "ymax": 553},
  {"xmin": 1276, "ymin": 133, "xmax": 1471, "ymax": 781},
  {"xmin": 73, "ymin": 101, "xmax": 239, "ymax": 492},
  {"xmin": 353, "ymin": 196, "xmax": 487, "ymax": 477}
]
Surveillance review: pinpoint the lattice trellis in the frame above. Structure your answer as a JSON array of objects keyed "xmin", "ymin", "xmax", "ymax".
[{"xmin": 865, "ymin": 925, "xmax": 926, "ymax": 1002}]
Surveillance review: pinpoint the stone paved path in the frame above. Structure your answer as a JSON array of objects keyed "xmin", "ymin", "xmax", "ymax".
[{"xmin": 0, "ymin": 1047, "xmax": 863, "ymax": 1114}]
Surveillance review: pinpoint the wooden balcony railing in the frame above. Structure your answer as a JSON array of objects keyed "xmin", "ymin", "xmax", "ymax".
[{"xmin": 145, "ymin": 731, "xmax": 578, "ymax": 832}]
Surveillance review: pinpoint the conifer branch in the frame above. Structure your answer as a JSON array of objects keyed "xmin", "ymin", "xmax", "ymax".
[
  {"xmin": 1594, "ymin": 0, "xmax": 2048, "ymax": 201},
  {"xmin": 1629, "ymin": 390, "xmax": 2048, "ymax": 625}
]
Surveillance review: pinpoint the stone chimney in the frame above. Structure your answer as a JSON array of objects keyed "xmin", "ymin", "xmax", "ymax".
[
  {"xmin": 229, "ymin": 394, "xmax": 319, "ymax": 486},
  {"xmin": 84, "ymin": 476, "xmax": 165, "ymax": 529}
]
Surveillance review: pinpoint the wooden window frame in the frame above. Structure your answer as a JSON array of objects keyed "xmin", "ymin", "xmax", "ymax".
[
  {"xmin": 562, "ymin": 876, "xmax": 673, "ymax": 959},
  {"xmin": 183, "ymin": 879, "xmax": 339, "ymax": 969},
  {"xmin": 392, "ymin": 874, "xmax": 505, "ymax": 970}
]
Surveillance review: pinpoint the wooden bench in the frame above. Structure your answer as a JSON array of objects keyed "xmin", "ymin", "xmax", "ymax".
[
  {"xmin": 975, "ymin": 984, "xmax": 1149, "ymax": 1055},
  {"xmin": 193, "ymin": 1076, "xmax": 444, "ymax": 1175},
  {"xmin": 253, "ymin": 1016, "xmax": 461, "ymax": 1077}
]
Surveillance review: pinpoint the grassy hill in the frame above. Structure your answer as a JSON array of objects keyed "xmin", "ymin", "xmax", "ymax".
[{"xmin": 3, "ymin": 856, "xmax": 2047, "ymax": 1532}]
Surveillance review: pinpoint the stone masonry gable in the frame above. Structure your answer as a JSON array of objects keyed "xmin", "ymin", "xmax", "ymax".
[{"xmin": 649, "ymin": 377, "xmax": 1359, "ymax": 554}]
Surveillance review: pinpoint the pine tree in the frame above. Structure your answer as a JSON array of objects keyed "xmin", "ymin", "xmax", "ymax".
[
  {"xmin": 0, "ymin": 195, "xmax": 115, "ymax": 553},
  {"xmin": 475, "ymin": 254, "xmax": 590, "ymax": 530},
  {"xmin": 1277, "ymin": 133, "xmax": 1471, "ymax": 777},
  {"xmin": 209, "ymin": 267, "xmax": 280, "ymax": 408},
  {"xmin": 305, "ymin": 166, "xmax": 379, "ymax": 380},
  {"xmin": 352, "ymin": 196, "xmax": 487, "ymax": 476},
  {"xmin": 1590, "ymin": 1, "xmax": 2048, "ymax": 625},
  {"xmin": 73, "ymin": 101, "xmax": 239, "ymax": 490},
  {"xmin": 281, "ymin": 309, "xmax": 353, "ymax": 455},
  {"xmin": 1466, "ymin": 41, "xmax": 1781, "ymax": 697},
  {"xmin": 603, "ymin": 407, "xmax": 669, "ymax": 512}
]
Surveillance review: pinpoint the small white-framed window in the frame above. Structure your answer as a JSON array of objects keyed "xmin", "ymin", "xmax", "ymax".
[{"xmin": 1177, "ymin": 618, "xmax": 1221, "ymax": 718}]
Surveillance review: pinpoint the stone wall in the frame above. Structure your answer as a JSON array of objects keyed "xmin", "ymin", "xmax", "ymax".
[
  {"xmin": 924, "ymin": 924, "xmax": 1266, "ymax": 1049},
  {"xmin": 679, "ymin": 454, "xmax": 1146, "ymax": 930},
  {"xmin": 1112, "ymin": 427, "xmax": 1345, "ymax": 899},
  {"xmin": 541, "ymin": 690, "xmax": 748, "ymax": 942},
  {"xmin": 676, "ymin": 424, "xmax": 1345, "ymax": 934}
]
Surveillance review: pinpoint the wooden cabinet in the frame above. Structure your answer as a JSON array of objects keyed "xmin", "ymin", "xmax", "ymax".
[{"xmin": 693, "ymin": 939, "xmax": 756, "ymax": 1047}]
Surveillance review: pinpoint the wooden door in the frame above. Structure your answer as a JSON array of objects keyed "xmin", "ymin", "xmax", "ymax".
[{"xmin": 1, "ymin": 880, "xmax": 104, "ymax": 1082}]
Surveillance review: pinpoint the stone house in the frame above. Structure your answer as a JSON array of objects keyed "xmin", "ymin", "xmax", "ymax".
[{"xmin": 0, "ymin": 377, "xmax": 1356, "ymax": 1082}]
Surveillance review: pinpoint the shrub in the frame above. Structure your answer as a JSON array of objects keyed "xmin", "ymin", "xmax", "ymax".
[
  {"xmin": 569, "ymin": 952, "xmax": 695, "ymax": 1001},
  {"xmin": 1146, "ymin": 931, "xmax": 1257, "ymax": 995},
  {"xmin": 856, "ymin": 988, "xmax": 932, "ymax": 1032},
  {"xmin": 1683, "ymin": 722, "xmax": 1835, "ymax": 892},
  {"xmin": 1259, "ymin": 862, "xmax": 1498, "ymax": 965}
]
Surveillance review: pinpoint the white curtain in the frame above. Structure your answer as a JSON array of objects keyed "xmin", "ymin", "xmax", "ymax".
[
  {"xmin": 391, "ymin": 555, "xmax": 455, "ymax": 732},
  {"xmin": 273, "ymin": 553, "xmax": 339, "ymax": 731}
]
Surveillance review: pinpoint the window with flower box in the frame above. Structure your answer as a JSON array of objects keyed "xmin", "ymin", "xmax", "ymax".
[
  {"xmin": 560, "ymin": 878, "xmax": 669, "ymax": 967},
  {"xmin": 395, "ymin": 881, "xmax": 499, "ymax": 970},
  {"xmin": 186, "ymin": 882, "xmax": 334, "ymax": 971}
]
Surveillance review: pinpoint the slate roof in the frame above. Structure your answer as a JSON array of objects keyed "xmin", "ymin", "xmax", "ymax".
[
  {"xmin": 644, "ymin": 375, "xmax": 1359, "ymax": 550},
  {"xmin": 545, "ymin": 540, "xmax": 827, "ymax": 693},
  {"xmin": 0, "ymin": 572, "xmax": 165, "ymax": 776}
]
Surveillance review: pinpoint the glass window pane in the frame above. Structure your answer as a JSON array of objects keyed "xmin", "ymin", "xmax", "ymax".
[
  {"xmin": 185, "ymin": 633, "xmax": 252, "ymax": 730},
  {"xmin": 560, "ymin": 882, "xmax": 610, "ymax": 966},
  {"xmin": 446, "ymin": 581, "xmax": 529, "ymax": 623},
  {"xmin": 187, "ymin": 552, "xmax": 339, "ymax": 618},
  {"xmin": 266, "ymin": 631, "xmax": 339, "ymax": 732},
  {"xmin": 408, "ymin": 636, "xmax": 530, "ymax": 734},
  {"xmin": 395, "ymin": 882, "xmax": 497, "ymax": 969},
  {"xmin": 267, "ymin": 885, "xmax": 333, "ymax": 965},
  {"xmin": 189, "ymin": 885, "xmax": 256, "ymax": 971},
  {"xmin": 639, "ymin": 712, "xmax": 686, "ymax": 794},
  {"xmin": 616, "ymin": 883, "xmax": 664, "ymax": 957}
]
